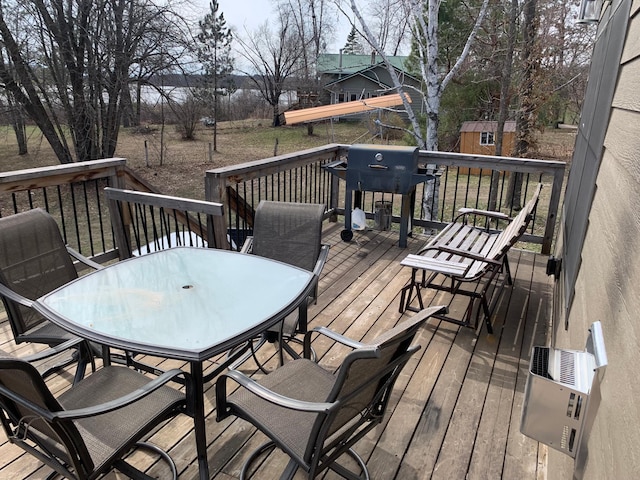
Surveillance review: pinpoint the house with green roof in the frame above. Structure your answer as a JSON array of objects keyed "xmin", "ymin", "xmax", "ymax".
[{"xmin": 316, "ymin": 53, "xmax": 425, "ymax": 117}]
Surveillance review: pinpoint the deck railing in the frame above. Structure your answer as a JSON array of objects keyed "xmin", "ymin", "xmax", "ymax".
[
  {"xmin": 0, "ymin": 158, "xmax": 164, "ymax": 264},
  {"xmin": 0, "ymin": 159, "xmax": 129, "ymax": 264},
  {"xmin": 0, "ymin": 145, "xmax": 565, "ymax": 263},
  {"xmin": 205, "ymin": 144, "xmax": 565, "ymax": 254}
]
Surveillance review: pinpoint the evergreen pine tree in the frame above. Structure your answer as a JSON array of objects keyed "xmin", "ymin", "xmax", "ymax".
[
  {"xmin": 343, "ymin": 25, "xmax": 365, "ymax": 55},
  {"xmin": 197, "ymin": 0, "xmax": 233, "ymax": 150}
]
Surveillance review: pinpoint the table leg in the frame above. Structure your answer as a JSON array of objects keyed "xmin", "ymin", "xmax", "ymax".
[
  {"xmin": 189, "ymin": 361, "xmax": 210, "ymax": 480},
  {"xmin": 101, "ymin": 345, "xmax": 111, "ymax": 366}
]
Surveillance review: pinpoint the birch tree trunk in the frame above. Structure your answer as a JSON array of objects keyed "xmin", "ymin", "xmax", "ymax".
[{"xmin": 349, "ymin": 0, "xmax": 489, "ymax": 224}]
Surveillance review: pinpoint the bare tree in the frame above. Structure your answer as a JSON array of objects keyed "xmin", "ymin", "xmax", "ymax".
[
  {"xmin": 167, "ymin": 91, "xmax": 202, "ymax": 140},
  {"xmin": 508, "ymin": 0, "xmax": 539, "ymax": 208},
  {"xmin": 0, "ymin": 44, "xmax": 27, "ymax": 155},
  {"xmin": 490, "ymin": 0, "xmax": 519, "ymax": 210},
  {"xmin": 0, "ymin": 0, "xmax": 192, "ymax": 164},
  {"xmin": 235, "ymin": 10, "xmax": 305, "ymax": 127},
  {"xmin": 368, "ymin": 0, "xmax": 411, "ymax": 55},
  {"xmin": 276, "ymin": 0, "xmax": 334, "ymax": 133}
]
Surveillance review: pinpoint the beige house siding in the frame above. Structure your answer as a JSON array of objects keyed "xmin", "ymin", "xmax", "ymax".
[{"xmin": 550, "ymin": 2, "xmax": 640, "ymax": 479}]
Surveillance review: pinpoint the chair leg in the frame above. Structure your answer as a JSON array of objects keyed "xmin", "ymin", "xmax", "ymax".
[
  {"xmin": 326, "ymin": 448, "xmax": 371, "ymax": 480},
  {"xmin": 113, "ymin": 441, "xmax": 178, "ymax": 480},
  {"xmin": 503, "ymin": 256, "xmax": 513, "ymax": 285},
  {"xmin": 280, "ymin": 337, "xmax": 317, "ymax": 364},
  {"xmin": 226, "ymin": 336, "xmax": 267, "ymax": 371},
  {"xmin": 240, "ymin": 441, "xmax": 279, "ymax": 480},
  {"xmin": 399, "ymin": 268, "xmax": 424, "ymax": 313},
  {"xmin": 480, "ymin": 294, "xmax": 493, "ymax": 334},
  {"xmin": 73, "ymin": 341, "xmax": 96, "ymax": 384}
]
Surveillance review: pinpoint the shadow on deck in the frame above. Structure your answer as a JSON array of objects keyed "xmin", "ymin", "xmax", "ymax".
[{"xmin": 0, "ymin": 221, "xmax": 552, "ymax": 479}]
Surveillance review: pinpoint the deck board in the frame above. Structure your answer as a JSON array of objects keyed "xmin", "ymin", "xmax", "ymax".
[{"xmin": 0, "ymin": 222, "xmax": 552, "ymax": 479}]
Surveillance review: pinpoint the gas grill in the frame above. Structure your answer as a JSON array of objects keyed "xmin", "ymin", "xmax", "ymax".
[{"xmin": 323, "ymin": 144, "xmax": 433, "ymax": 248}]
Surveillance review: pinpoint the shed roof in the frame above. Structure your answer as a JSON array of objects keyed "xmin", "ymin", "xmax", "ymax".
[{"xmin": 460, "ymin": 120, "xmax": 516, "ymax": 132}]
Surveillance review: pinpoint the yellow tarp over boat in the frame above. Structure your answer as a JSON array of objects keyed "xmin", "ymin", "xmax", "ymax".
[{"xmin": 284, "ymin": 93, "xmax": 410, "ymax": 125}]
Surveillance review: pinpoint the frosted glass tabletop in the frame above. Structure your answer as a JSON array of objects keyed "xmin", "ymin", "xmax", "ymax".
[{"xmin": 36, "ymin": 247, "xmax": 314, "ymax": 361}]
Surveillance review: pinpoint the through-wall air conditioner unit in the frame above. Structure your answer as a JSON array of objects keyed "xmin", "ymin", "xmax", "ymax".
[{"xmin": 521, "ymin": 322, "xmax": 607, "ymax": 475}]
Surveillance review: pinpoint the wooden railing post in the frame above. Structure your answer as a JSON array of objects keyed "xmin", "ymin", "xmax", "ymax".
[
  {"xmin": 205, "ymin": 173, "xmax": 231, "ymax": 249},
  {"xmin": 543, "ymin": 167, "xmax": 566, "ymax": 255}
]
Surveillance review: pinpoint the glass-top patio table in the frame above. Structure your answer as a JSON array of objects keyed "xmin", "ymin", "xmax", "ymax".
[{"xmin": 34, "ymin": 247, "xmax": 316, "ymax": 479}]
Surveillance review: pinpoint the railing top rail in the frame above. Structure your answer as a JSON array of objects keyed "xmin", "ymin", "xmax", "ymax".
[
  {"xmin": 420, "ymin": 150, "xmax": 566, "ymax": 174},
  {"xmin": 206, "ymin": 144, "xmax": 348, "ymax": 180},
  {"xmin": 0, "ymin": 158, "xmax": 128, "ymax": 193},
  {"xmin": 205, "ymin": 143, "xmax": 565, "ymax": 182},
  {"xmin": 104, "ymin": 187, "xmax": 224, "ymax": 216}
]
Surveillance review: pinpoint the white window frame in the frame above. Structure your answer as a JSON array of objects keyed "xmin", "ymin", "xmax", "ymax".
[{"xmin": 480, "ymin": 131, "xmax": 495, "ymax": 146}]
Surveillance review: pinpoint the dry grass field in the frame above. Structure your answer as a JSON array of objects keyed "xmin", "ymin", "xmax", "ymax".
[{"xmin": 0, "ymin": 119, "xmax": 576, "ymax": 200}]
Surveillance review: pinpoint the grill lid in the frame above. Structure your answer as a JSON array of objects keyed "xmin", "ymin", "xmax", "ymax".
[{"xmin": 347, "ymin": 144, "xmax": 420, "ymax": 194}]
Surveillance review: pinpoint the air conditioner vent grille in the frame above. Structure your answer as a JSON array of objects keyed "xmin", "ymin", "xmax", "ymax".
[
  {"xmin": 559, "ymin": 350, "xmax": 576, "ymax": 386},
  {"xmin": 531, "ymin": 346, "xmax": 552, "ymax": 379}
]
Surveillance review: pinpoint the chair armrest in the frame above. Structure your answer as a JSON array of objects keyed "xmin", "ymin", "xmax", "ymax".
[
  {"xmin": 312, "ymin": 244, "xmax": 330, "ymax": 277},
  {"xmin": 456, "ymin": 208, "xmax": 510, "ymax": 222},
  {"xmin": 240, "ymin": 236, "xmax": 254, "ymax": 254},
  {"xmin": 304, "ymin": 326, "xmax": 367, "ymax": 350},
  {"xmin": 20, "ymin": 338, "xmax": 86, "ymax": 363},
  {"xmin": 54, "ymin": 368, "xmax": 187, "ymax": 420},
  {"xmin": 217, "ymin": 370, "xmax": 333, "ymax": 414},
  {"xmin": 0, "ymin": 283, "xmax": 33, "ymax": 307},
  {"xmin": 66, "ymin": 246, "xmax": 104, "ymax": 270}
]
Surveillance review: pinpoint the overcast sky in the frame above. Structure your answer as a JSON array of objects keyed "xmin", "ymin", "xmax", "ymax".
[{"xmin": 191, "ymin": 0, "xmax": 351, "ymax": 52}]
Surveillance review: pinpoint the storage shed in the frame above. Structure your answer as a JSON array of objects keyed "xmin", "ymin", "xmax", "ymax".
[{"xmin": 459, "ymin": 120, "xmax": 516, "ymax": 174}]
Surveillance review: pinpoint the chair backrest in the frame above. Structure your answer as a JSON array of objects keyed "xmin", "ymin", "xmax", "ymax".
[
  {"xmin": 251, "ymin": 200, "xmax": 325, "ymax": 272},
  {"xmin": 487, "ymin": 182, "xmax": 543, "ymax": 261},
  {"xmin": 105, "ymin": 187, "xmax": 224, "ymax": 258},
  {"xmin": 305, "ymin": 307, "xmax": 442, "ymax": 462},
  {"xmin": 0, "ymin": 353, "xmax": 93, "ymax": 476},
  {"xmin": 0, "ymin": 209, "xmax": 78, "ymax": 338}
]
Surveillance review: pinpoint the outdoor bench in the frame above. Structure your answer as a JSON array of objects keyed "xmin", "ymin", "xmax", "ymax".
[{"xmin": 399, "ymin": 183, "xmax": 543, "ymax": 333}]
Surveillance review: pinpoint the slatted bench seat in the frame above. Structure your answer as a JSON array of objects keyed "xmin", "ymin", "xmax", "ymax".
[{"xmin": 399, "ymin": 183, "xmax": 543, "ymax": 333}]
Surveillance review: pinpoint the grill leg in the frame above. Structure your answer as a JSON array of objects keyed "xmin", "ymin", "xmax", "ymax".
[
  {"xmin": 399, "ymin": 191, "xmax": 414, "ymax": 248},
  {"xmin": 344, "ymin": 189, "xmax": 352, "ymax": 231}
]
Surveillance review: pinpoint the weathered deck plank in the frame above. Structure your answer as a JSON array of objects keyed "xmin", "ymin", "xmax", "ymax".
[{"xmin": 0, "ymin": 223, "xmax": 552, "ymax": 479}]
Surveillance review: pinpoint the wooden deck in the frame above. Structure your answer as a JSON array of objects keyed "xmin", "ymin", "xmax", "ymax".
[{"xmin": 0, "ymin": 221, "xmax": 552, "ymax": 480}]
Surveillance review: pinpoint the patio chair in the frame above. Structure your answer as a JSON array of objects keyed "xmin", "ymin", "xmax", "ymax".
[
  {"xmin": 104, "ymin": 187, "xmax": 224, "ymax": 258},
  {"xmin": 0, "ymin": 209, "xmax": 99, "ymax": 383},
  {"xmin": 233, "ymin": 200, "xmax": 329, "ymax": 372},
  {"xmin": 216, "ymin": 305, "xmax": 446, "ymax": 479},
  {"xmin": 399, "ymin": 183, "xmax": 543, "ymax": 334},
  {"xmin": 0, "ymin": 352, "xmax": 188, "ymax": 480}
]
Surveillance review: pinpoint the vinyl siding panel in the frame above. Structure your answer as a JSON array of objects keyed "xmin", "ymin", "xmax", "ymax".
[{"xmin": 550, "ymin": 1, "xmax": 640, "ymax": 478}]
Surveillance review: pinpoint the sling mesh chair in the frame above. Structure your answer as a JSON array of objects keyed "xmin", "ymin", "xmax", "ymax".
[
  {"xmin": 0, "ymin": 209, "xmax": 99, "ymax": 383},
  {"xmin": 0, "ymin": 351, "xmax": 188, "ymax": 479},
  {"xmin": 232, "ymin": 200, "xmax": 329, "ymax": 372},
  {"xmin": 216, "ymin": 305, "xmax": 446, "ymax": 480}
]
